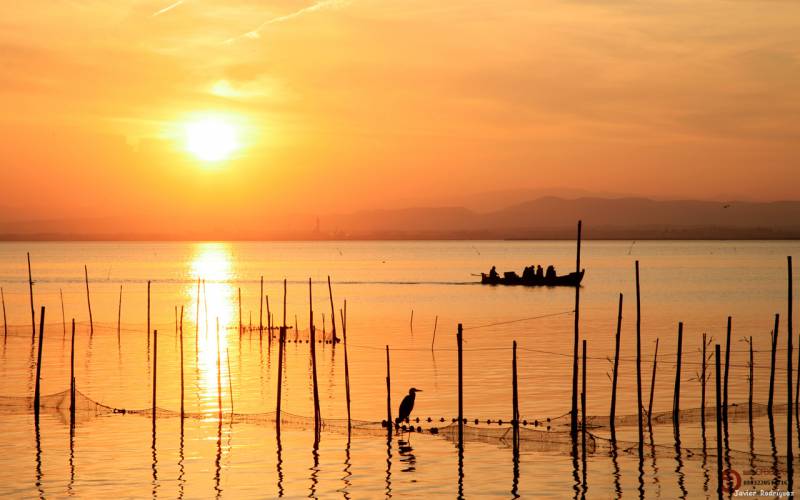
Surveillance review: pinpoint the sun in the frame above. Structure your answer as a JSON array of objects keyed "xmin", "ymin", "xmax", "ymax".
[{"xmin": 184, "ymin": 118, "xmax": 239, "ymax": 162}]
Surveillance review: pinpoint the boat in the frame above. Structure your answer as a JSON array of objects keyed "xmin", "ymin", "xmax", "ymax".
[{"xmin": 480, "ymin": 269, "xmax": 585, "ymax": 287}]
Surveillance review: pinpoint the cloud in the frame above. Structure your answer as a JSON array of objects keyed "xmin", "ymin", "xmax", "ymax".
[
  {"xmin": 225, "ymin": 0, "xmax": 349, "ymax": 43},
  {"xmin": 152, "ymin": 0, "xmax": 186, "ymax": 17}
]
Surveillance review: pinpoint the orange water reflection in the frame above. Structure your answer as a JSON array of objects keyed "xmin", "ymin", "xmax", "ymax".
[{"xmin": 187, "ymin": 243, "xmax": 235, "ymax": 414}]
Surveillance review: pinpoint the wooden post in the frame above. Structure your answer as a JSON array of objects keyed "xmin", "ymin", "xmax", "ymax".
[
  {"xmin": 266, "ymin": 295, "xmax": 271, "ymax": 339},
  {"xmin": 571, "ymin": 220, "xmax": 582, "ymax": 440},
  {"xmin": 748, "ymin": 335, "xmax": 753, "ymax": 423},
  {"xmin": 787, "ymin": 256, "xmax": 793, "ymax": 482},
  {"xmin": 60, "ymin": 288, "xmax": 66, "ymax": 339},
  {"xmin": 768, "ymin": 314, "xmax": 779, "ymax": 414},
  {"xmin": 216, "ymin": 318, "xmax": 222, "ymax": 415},
  {"xmin": 610, "ymin": 293, "xmax": 622, "ymax": 441},
  {"xmin": 341, "ymin": 301, "xmax": 351, "ymax": 427},
  {"xmin": 431, "ymin": 315, "xmax": 438, "ymax": 350},
  {"xmin": 512, "ymin": 340, "xmax": 519, "ymax": 425},
  {"xmin": 1, "ymin": 287, "xmax": 7, "ymax": 342},
  {"xmin": 27, "ymin": 252, "xmax": 35, "ymax": 340},
  {"xmin": 512, "ymin": 340, "xmax": 520, "ymax": 462},
  {"xmin": 701, "ymin": 333, "xmax": 707, "ymax": 423},
  {"xmin": 282, "ymin": 279, "xmax": 287, "ymax": 329},
  {"xmin": 147, "ymin": 280, "xmax": 151, "ymax": 350},
  {"xmin": 84, "ymin": 265, "xmax": 93, "ymax": 335},
  {"xmin": 180, "ymin": 305, "xmax": 185, "ymax": 419},
  {"xmin": 195, "ymin": 278, "xmax": 200, "ymax": 353},
  {"xmin": 648, "ymin": 338, "xmax": 659, "ymax": 421},
  {"xmin": 581, "ymin": 339, "xmax": 587, "ymax": 461},
  {"xmin": 386, "ymin": 345, "xmax": 392, "ymax": 428},
  {"xmin": 276, "ymin": 323, "xmax": 285, "ymax": 431},
  {"xmin": 410, "ymin": 310, "xmax": 414, "ymax": 333},
  {"xmin": 117, "ymin": 285, "xmax": 123, "ymax": 344},
  {"xmin": 152, "ymin": 329, "xmax": 157, "ymax": 421},
  {"xmin": 309, "ymin": 279, "xmax": 321, "ymax": 433},
  {"xmin": 226, "ymin": 348, "xmax": 234, "ymax": 414},
  {"xmin": 33, "ymin": 306, "xmax": 46, "ymax": 418},
  {"xmin": 715, "ymin": 344, "xmax": 723, "ymax": 500},
  {"xmin": 238, "ymin": 287, "xmax": 242, "ymax": 335},
  {"xmin": 259, "ymin": 276, "xmax": 264, "ymax": 337},
  {"xmin": 673, "ymin": 322, "xmax": 683, "ymax": 425},
  {"xmin": 635, "ymin": 261, "xmax": 644, "ymax": 456},
  {"xmin": 327, "ymin": 276, "xmax": 337, "ymax": 343},
  {"xmin": 723, "ymin": 316, "xmax": 731, "ymax": 424},
  {"xmin": 70, "ymin": 319, "xmax": 76, "ymax": 422},
  {"xmin": 457, "ymin": 323, "xmax": 463, "ymax": 447}
]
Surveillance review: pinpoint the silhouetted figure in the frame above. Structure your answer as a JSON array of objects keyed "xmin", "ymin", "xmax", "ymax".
[
  {"xmin": 546, "ymin": 265, "xmax": 556, "ymax": 279},
  {"xmin": 522, "ymin": 266, "xmax": 534, "ymax": 280},
  {"xmin": 489, "ymin": 266, "xmax": 498, "ymax": 279},
  {"xmin": 536, "ymin": 265, "xmax": 544, "ymax": 279},
  {"xmin": 396, "ymin": 388, "xmax": 422, "ymax": 426}
]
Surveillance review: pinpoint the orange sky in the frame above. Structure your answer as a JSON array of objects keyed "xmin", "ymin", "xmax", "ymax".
[{"xmin": 1, "ymin": 0, "xmax": 798, "ymax": 226}]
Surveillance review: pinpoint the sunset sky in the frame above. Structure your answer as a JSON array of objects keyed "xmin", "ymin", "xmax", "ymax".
[{"xmin": 1, "ymin": 0, "xmax": 798, "ymax": 228}]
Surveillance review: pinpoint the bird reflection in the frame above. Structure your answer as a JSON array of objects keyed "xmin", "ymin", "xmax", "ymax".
[{"xmin": 398, "ymin": 438, "xmax": 416, "ymax": 473}]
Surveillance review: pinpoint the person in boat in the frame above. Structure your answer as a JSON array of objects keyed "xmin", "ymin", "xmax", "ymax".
[
  {"xmin": 546, "ymin": 265, "xmax": 556, "ymax": 279},
  {"xmin": 489, "ymin": 266, "xmax": 499, "ymax": 279},
  {"xmin": 522, "ymin": 265, "xmax": 535, "ymax": 280},
  {"xmin": 536, "ymin": 265, "xmax": 544, "ymax": 279}
]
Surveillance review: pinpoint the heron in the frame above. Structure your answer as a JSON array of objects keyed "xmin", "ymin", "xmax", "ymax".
[{"xmin": 395, "ymin": 387, "xmax": 422, "ymax": 426}]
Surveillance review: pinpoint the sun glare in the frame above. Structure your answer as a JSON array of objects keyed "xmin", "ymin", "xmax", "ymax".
[{"xmin": 184, "ymin": 118, "xmax": 239, "ymax": 162}]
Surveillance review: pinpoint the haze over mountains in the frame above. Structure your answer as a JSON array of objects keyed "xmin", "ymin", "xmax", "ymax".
[{"xmin": 2, "ymin": 195, "xmax": 799, "ymax": 240}]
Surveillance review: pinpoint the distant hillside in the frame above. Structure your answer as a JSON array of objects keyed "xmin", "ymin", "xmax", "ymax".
[{"xmin": 1, "ymin": 197, "xmax": 799, "ymax": 240}]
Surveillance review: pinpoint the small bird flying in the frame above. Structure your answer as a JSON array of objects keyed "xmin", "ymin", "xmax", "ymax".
[{"xmin": 396, "ymin": 387, "xmax": 422, "ymax": 426}]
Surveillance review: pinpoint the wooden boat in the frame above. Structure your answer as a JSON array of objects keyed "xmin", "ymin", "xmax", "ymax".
[{"xmin": 480, "ymin": 269, "xmax": 585, "ymax": 287}]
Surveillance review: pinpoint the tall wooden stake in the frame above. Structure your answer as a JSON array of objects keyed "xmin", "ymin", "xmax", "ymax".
[
  {"xmin": 152, "ymin": 329, "xmax": 157, "ymax": 421},
  {"xmin": 328, "ymin": 276, "xmax": 337, "ymax": 343},
  {"xmin": 60, "ymin": 288, "xmax": 66, "ymax": 339},
  {"xmin": 117, "ymin": 285, "xmax": 123, "ymax": 344},
  {"xmin": 84, "ymin": 265, "xmax": 93, "ymax": 335},
  {"xmin": 147, "ymin": 280, "xmax": 151, "ymax": 350},
  {"xmin": 431, "ymin": 315, "xmax": 438, "ymax": 351},
  {"xmin": 457, "ymin": 323, "xmax": 464, "ymax": 448},
  {"xmin": 701, "ymin": 333, "xmax": 707, "ymax": 423},
  {"xmin": 282, "ymin": 279, "xmax": 287, "ymax": 329},
  {"xmin": 748, "ymin": 335, "xmax": 753, "ymax": 423},
  {"xmin": 195, "ymin": 278, "xmax": 200, "ymax": 353},
  {"xmin": 768, "ymin": 314, "xmax": 779, "ymax": 415},
  {"xmin": 648, "ymin": 338, "xmax": 659, "ymax": 421},
  {"xmin": 180, "ymin": 306, "xmax": 185, "ymax": 419},
  {"xmin": 386, "ymin": 345, "xmax": 392, "ymax": 427},
  {"xmin": 238, "ymin": 287, "xmax": 242, "ymax": 335},
  {"xmin": 226, "ymin": 348, "xmax": 234, "ymax": 413},
  {"xmin": 33, "ymin": 306, "xmax": 46, "ymax": 418},
  {"xmin": 715, "ymin": 344, "xmax": 723, "ymax": 500},
  {"xmin": 723, "ymin": 316, "xmax": 731, "ymax": 424},
  {"xmin": 341, "ymin": 301, "xmax": 351, "ymax": 427},
  {"xmin": 70, "ymin": 319, "xmax": 76, "ymax": 422},
  {"xmin": 1, "ymin": 287, "xmax": 7, "ymax": 341},
  {"xmin": 276, "ymin": 322, "xmax": 285, "ymax": 431},
  {"xmin": 259, "ymin": 276, "xmax": 264, "ymax": 337},
  {"xmin": 581, "ymin": 339, "xmax": 587, "ymax": 461},
  {"xmin": 571, "ymin": 220, "xmax": 582, "ymax": 440},
  {"xmin": 27, "ymin": 252, "xmax": 35, "ymax": 340},
  {"xmin": 610, "ymin": 293, "xmax": 622, "ymax": 441},
  {"xmin": 787, "ymin": 256, "xmax": 794, "ymax": 486},
  {"xmin": 266, "ymin": 295, "xmax": 271, "ymax": 338},
  {"xmin": 635, "ymin": 260, "xmax": 644, "ymax": 456},
  {"xmin": 673, "ymin": 322, "xmax": 683, "ymax": 426},
  {"xmin": 309, "ymin": 279, "xmax": 321, "ymax": 433}
]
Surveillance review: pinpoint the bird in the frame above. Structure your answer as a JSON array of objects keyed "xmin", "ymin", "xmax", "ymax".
[{"xmin": 395, "ymin": 387, "xmax": 422, "ymax": 426}]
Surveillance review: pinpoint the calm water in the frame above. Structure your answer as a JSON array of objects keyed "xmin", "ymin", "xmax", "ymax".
[{"xmin": 0, "ymin": 240, "xmax": 798, "ymax": 498}]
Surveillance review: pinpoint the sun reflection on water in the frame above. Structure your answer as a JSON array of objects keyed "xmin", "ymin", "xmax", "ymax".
[{"xmin": 187, "ymin": 243, "xmax": 236, "ymax": 414}]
